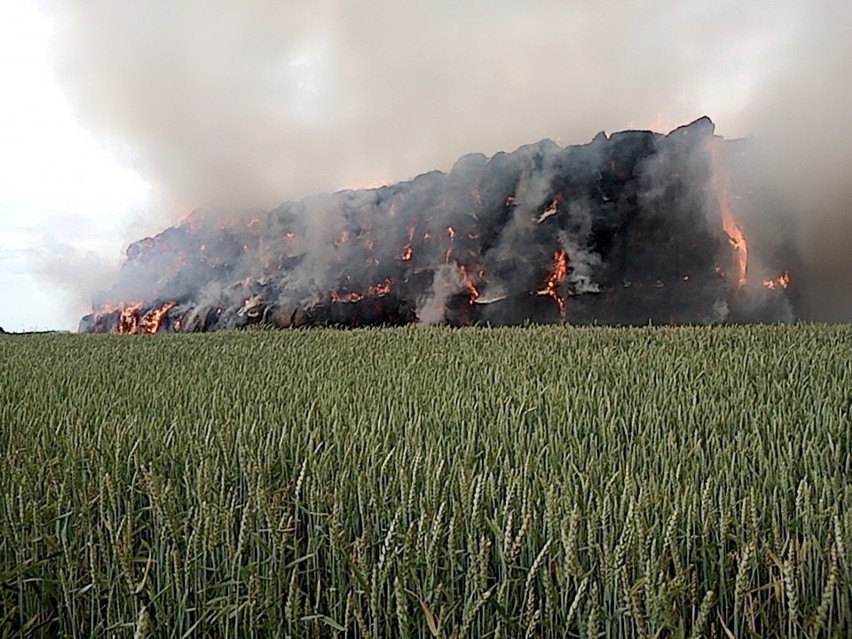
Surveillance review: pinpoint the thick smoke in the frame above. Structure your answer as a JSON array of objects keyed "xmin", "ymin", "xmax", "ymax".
[
  {"xmin": 744, "ymin": 3, "xmax": 852, "ymax": 321},
  {"xmin": 78, "ymin": 119, "xmax": 799, "ymax": 332},
  {"xmin": 48, "ymin": 1, "xmax": 851, "ymax": 321}
]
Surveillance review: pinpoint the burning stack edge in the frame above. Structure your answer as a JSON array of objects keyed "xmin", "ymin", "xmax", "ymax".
[{"xmin": 80, "ymin": 117, "xmax": 799, "ymax": 333}]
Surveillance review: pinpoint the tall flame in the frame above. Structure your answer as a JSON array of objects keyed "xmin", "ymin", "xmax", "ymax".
[
  {"xmin": 709, "ymin": 139, "xmax": 748, "ymax": 287},
  {"xmin": 539, "ymin": 249, "xmax": 569, "ymax": 317}
]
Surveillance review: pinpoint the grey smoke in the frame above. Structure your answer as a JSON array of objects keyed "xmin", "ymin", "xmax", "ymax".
[
  {"xmin": 743, "ymin": 2, "xmax": 852, "ymax": 321},
  {"xmin": 47, "ymin": 0, "xmax": 851, "ymax": 321},
  {"xmin": 418, "ymin": 265, "xmax": 465, "ymax": 326},
  {"xmin": 78, "ymin": 119, "xmax": 798, "ymax": 332}
]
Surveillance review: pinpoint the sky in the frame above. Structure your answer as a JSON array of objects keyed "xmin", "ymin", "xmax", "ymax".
[
  {"xmin": 0, "ymin": 1, "xmax": 149, "ymax": 331},
  {"xmin": 1, "ymin": 0, "xmax": 849, "ymax": 331}
]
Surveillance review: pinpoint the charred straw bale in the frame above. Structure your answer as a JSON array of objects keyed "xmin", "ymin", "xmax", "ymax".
[{"xmin": 80, "ymin": 117, "xmax": 799, "ymax": 333}]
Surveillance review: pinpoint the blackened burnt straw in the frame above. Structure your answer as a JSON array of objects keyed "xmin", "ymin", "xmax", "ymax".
[{"xmin": 80, "ymin": 117, "xmax": 799, "ymax": 333}]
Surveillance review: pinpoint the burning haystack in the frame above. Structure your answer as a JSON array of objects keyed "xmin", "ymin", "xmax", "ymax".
[{"xmin": 80, "ymin": 117, "xmax": 798, "ymax": 332}]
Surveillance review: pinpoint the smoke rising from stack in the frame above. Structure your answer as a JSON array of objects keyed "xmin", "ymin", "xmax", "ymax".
[
  {"xmin": 47, "ymin": 1, "xmax": 852, "ymax": 322},
  {"xmin": 78, "ymin": 118, "xmax": 799, "ymax": 332},
  {"xmin": 743, "ymin": 3, "xmax": 852, "ymax": 322}
]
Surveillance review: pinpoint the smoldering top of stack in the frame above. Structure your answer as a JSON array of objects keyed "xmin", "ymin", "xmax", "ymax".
[{"xmin": 80, "ymin": 117, "xmax": 798, "ymax": 332}]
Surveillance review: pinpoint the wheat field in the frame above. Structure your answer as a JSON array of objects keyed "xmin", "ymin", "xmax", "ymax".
[{"xmin": 1, "ymin": 325, "xmax": 850, "ymax": 637}]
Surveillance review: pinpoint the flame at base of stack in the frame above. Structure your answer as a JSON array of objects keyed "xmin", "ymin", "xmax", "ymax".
[{"xmin": 80, "ymin": 117, "xmax": 799, "ymax": 334}]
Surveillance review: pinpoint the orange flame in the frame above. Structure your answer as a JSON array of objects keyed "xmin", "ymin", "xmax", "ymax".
[
  {"xmin": 400, "ymin": 244, "xmax": 414, "ymax": 261},
  {"xmin": 331, "ymin": 277, "xmax": 394, "ymax": 303},
  {"xmin": 444, "ymin": 227, "xmax": 457, "ymax": 263},
  {"xmin": 458, "ymin": 265, "xmax": 480, "ymax": 303},
  {"xmin": 115, "ymin": 301, "xmax": 177, "ymax": 334},
  {"xmin": 540, "ymin": 249, "xmax": 569, "ymax": 317},
  {"xmin": 331, "ymin": 290, "xmax": 363, "ymax": 303},
  {"xmin": 709, "ymin": 139, "xmax": 748, "ymax": 287},
  {"xmin": 367, "ymin": 277, "xmax": 394, "ymax": 297},
  {"xmin": 537, "ymin": 197, "xmax": 561, "ymax": 223},
  {"xmin": 141, "ymin": 301, "xmax": 177, "ymax": 333},
  {"xmin": 763, "ymin": 271, "xmax": 791, "ymax": 290},
  {"xmin": 117, "ymin": 303, "xmax": 143, "ymax": 334}
]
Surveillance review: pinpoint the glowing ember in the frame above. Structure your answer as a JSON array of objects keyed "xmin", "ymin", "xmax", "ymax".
[
  {"xmin": 447, "ymin": 226, "xmax": 456, "ymax": 240},
  {"xmin": 763, "ymin": 271, "xmax": 791, "ymax": 290},
  {"xmin": 331, "ymin": 290, "xmax": 363, "ymax": 303},
  {"xmin": 332, "ymin": 277, "xmax": 395, "ymax": 303},
  {"xmin": 367, "ymin": 277, "xmax": 394, "ymax": 297},
  {"xmin": 400, "ymin": 244, "xmax": 414, "ymax": 261},
  {"xmin": 709, "ymin": 139, "xmax": 748, "ymax": 287}
]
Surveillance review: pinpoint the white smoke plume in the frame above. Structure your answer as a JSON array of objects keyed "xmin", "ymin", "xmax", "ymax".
[{"xmin": 46, "ymin": 0, "xmax": 852, "ymax": 321}]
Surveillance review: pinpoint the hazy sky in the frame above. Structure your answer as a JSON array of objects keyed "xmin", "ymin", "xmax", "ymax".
[
  {"xmin": 1, "ymin": 0, "xmax": 849, "ymax": 330},
  {"xmin": 0, "ymin": 1, "xmax": 148, "ymax": 330}
]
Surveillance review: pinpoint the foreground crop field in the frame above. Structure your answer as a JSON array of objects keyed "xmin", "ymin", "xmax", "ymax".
[{"xmin": 1, "ymin": 326, "xmax": 850, "ymax": 638}]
